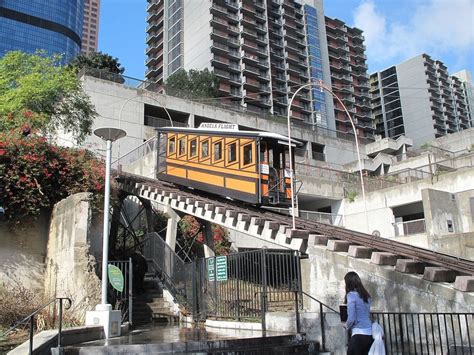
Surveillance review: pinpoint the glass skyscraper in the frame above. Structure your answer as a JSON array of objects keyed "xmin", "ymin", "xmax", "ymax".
[{"xmin": 0, "ymin": 0, "xmax": 85, "ymax": 63}]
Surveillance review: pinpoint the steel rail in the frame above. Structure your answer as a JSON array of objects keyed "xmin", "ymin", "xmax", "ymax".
[{"xmin": 116, "ymin": 173, "xmax": 474, "ymax": 276}]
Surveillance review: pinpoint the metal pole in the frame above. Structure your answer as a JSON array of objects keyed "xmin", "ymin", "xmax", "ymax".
[
  {"xmin": 295, "ymin": 291, "xmax": 301, "ymax": 334},
  {"xmin": 58, "ymin": 299, "xmax": 63, "ymax": 349},
  {"xmin": 29, "ymin": 315, "xmax": 34, "ymax": 355},
  {"xmin": 320, "ymin": 302, "xmax": 326, "ymax": 351},
  {"xmin": 101, "ymin": 139, "xmax": 112, "ymax": 305},
  {"xmin": 129, "ymin": 257, "xmax": 133, "ymax": 326}
]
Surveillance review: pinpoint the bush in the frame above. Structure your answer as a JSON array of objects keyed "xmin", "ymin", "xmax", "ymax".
[
  {"xmin": 0, "ymin": 131, "xmax": 105, "ymax": 226},
  {"xmin": 0, "ymin": 281, "xmax": 81, "ymax": 346}
]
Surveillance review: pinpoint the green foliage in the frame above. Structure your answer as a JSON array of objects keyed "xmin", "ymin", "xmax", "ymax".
[
  {"xmin": 165, "ymin": 68, "xmax": 220, "ymax": 99},
  {"xmin": 0, "ymin": 51, "xmax": 96, "ymax": 143},
  {"xmin": 69, "ymin": 51, "xmax": 125, "ymax": 74},
  {"xmin": 178, "ymin": 216, "xmax": 231, "ymax": 256},
  {"xmin": 346, "ymin": 190, "xmax": 358, "ymax": 202},
  {"xmin": 0, "ymin": 131, "xmax": 105, "ymax": 226},
  {"xmin": 69, "ymin": 51, "xmax": 126, "ymax": 84}
]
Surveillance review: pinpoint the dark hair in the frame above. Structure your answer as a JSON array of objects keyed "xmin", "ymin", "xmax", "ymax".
[{"xmin": 344, "ymin": 271, "xmax": 371, "ymax": 303}]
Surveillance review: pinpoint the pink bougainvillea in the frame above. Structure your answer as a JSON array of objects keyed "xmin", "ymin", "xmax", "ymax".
[{"xmin": 0, "ymin": 130, "xmax": 106, "ymax": 226}]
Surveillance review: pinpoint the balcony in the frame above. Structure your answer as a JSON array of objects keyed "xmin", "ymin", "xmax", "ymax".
[
  {"xmin": 146, "ymin": 18, "xmax": 163, "ymax": 32},
  {"xmin": 145, "ymin": 64, "xmax": 163, "ymax": 77},
  {"xmin": 146, "ymin": 29, "xmax": 164, "ymax": 45},
  {"xmin": 147, "ymin": 0, "xmax": 161, "ymax": 12},
  {"xmin": 145, "ymin": 41, "xmax": 163, "ymax": 55}
]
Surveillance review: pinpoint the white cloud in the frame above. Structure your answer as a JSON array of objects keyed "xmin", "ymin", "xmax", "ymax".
[{"xmin": 353, "ymin": 0, "xmax": 474, "ymax": 70}]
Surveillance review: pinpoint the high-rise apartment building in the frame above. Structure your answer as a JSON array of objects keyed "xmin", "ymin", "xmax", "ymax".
[
  {"xmin": 146, "ymin": 0, "xmax": 336, "ymax": 130},
  {"xmin": 325, "ymin": 17, "xmax": 373, "ymax": 139},
  {"xmin": 82, "ymin": 0, "xmax": 100, "ymax": 54},
  {"xmin": 453, "ymin": 70, "xmax": 474, "ymax": 128},
  {"xmin": 0, "ymin": 0, "xmax": 84, "ymax": 63},
  {"xmin": 370, "ymin": 54, "xmax": 472, "ymax": 147}
]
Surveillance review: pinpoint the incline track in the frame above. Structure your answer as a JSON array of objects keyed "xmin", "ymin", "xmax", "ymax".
[{"xmin": 116, "ymin": 173, "xmax": 474, "ymax": 277}]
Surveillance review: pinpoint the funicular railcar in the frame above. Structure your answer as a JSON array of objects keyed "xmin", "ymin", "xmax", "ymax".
[{"xmin": 156, "ymin": 123, "xmax": 302, "ymax": 206}]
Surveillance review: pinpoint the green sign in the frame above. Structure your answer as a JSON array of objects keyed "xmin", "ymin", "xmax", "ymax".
[
  {"xmin": 208, "ymin": 256, "xmax": 228, "ymax": 282},
  {"xmin": 208, "ymin": 258, "xmax": 215, "ymax": 281},
  {"xmin": 216, "ymin": 256, "xmax": 228, "ymax": 282},
  {"xmin": 108, "ymin": 264, "xmax": 124, "ymax": 292}
]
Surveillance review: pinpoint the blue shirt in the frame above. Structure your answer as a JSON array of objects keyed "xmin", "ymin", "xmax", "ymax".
[{"xmin": 346, "ymin": 291, "xmax": 372, "ymax": 335}]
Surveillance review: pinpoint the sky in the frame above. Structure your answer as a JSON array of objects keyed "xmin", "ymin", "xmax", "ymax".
[{"xmin": 98, "ymin": 0, "xmax": 474, "ymax": 80}]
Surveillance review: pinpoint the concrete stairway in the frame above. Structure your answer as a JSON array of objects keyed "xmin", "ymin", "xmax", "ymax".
[{"xmin": 132, "ymin": 275, "xmax": 179, "ymax": 326}]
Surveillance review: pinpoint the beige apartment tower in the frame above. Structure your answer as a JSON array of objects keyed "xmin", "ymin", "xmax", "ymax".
[{"xmin": 82, "ymin": 0, "xmax": 100, "ymax": 53}]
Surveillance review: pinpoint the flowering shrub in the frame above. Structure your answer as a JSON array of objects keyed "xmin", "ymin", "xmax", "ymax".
[
  {"xmin": 178, "ymin": 216, "xmax": 231, "ymax": 256},
  {"xmin": 0, "ymin": 130, "xmax": 105, "ymax": 226}
]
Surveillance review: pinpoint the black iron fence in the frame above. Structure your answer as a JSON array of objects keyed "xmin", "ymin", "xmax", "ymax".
[
  {"xmin": 199, "ymin": 249, "xmax": 301, "ymax": 322},
  {"xmin": 141, "ymin": 232, "xmax": 301, "ymax": 322},
  {"xmin": 372, "ymin": 312, "xmax": 473, "ymax": 354}
]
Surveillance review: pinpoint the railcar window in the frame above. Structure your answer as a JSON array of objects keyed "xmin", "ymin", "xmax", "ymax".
[
  {"xmin": 190, "ymin": 138, "xmax": 197, "ymax": 157},
  {"xmin": 243, "ymin": 144, "xmax": 253, "ymax": 165},
  {"xmin": 214, "ymin": 141, "xmax": 223, "ymax": 161},
  {"xmin": 179, "ymin": 137, "xmax": 186, "ymax": 156},
  {"xmin": 202, "ymin": 140, "xmax": 209, "ymax": 158},
  {"xmin": 228, "ymin": 143, "xmax": 237, "ymax": 163},
  {"xmin": 168, "ymin": 137, "xmax": 176, "ymax": 154}
]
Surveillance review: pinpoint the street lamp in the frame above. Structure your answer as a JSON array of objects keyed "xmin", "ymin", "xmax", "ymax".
[
  {"xmin": 94, "ymin": 127, "xmax": 126, "ymax": 306},
  {"xmin": 287, "ymin": 80, "xmax": 368, "ymax": 232},
  {"xmin": 117, "ymin": 91, "xmax": 174, "ymax": 158},
  {"xmin": 85, "ymin": 127, "xmax": 126, "ymax": 338}
]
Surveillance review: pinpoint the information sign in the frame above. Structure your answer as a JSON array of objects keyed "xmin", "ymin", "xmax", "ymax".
[
  {"xmin": 208, "ymin": 258, "xmax": 215, "ymax": 281},
  {"xmin": 216, "ymin": 256, "xmax": 228, "ymax": 282},
  {"xmin": 108, "ymin": 264, "xmax": 124, "ymax": 293}
]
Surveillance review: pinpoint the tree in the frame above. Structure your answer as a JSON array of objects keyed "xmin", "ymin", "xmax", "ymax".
[
  {"xmin": 69, "ymin": 51, "xmax": 125, "ymax": 74},
  {"xmin": 0, "ymin": 51, "xmax": 96, "ymax": 143},
  {"xmin": 165, "ymin": 68, "xmax": 220, "ymax": 99},
  {"xmin": 69, "ymin": 51, "xmax": 125, "ymax": 84}
]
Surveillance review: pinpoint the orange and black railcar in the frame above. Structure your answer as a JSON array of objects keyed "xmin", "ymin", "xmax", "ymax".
[{"xmin": 156, "ymin": 124, "xmax": 302, "ymax": 206}]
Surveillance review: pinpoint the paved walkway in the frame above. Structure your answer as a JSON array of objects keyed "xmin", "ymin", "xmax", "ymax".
[{"xmin": 77, "ymin": 324, "xmax": 292, "ymax": 347}]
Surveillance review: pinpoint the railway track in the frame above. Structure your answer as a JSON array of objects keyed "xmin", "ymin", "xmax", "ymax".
[{"xmin": 116, "ymin": 172, "xmax": 474, "ymax": 279}]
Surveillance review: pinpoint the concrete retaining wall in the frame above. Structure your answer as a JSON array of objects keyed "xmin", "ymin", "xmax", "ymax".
[
  {"xmin": 301, "ymin": 245, "xmax": 474, "ymax": 314},
  {"xmin": 0, "ymin": 213, "xmax": 49, "ymax": 292},
  {"xmin": 44, "ymin": 193, "xmax": 102, "ymax": 322}
]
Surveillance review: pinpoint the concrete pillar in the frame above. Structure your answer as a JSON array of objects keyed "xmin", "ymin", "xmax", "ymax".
[
  {"xmin": 164, "ymin": 205, "xmax": 180, "ymax": 251},
  {"xmin": 188, "ymin": 113, "xmax": 195, "ymax": 128},
  {"xmin": 202, "ymin": 221, "xmax": 215, "ymax": 258}
]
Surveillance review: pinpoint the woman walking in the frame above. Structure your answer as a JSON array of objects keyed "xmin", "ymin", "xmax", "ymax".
[{"xmin": 344, "ymin": 271, "xmax": 373, "ymax": 355}]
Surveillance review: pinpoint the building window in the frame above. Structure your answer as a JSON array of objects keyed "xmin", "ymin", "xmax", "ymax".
[{"xmin": 311, "ymin": 143, "xmax": 325, "ymax": 161}]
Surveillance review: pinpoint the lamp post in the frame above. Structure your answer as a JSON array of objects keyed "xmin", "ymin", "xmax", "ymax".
[
  {"xmin": 287, "ymin": 80, "xmax": 368, "ymax": 232},
  {"xmin": 94, "ymin": 128, "xmax": 126, "ymax": 306}
]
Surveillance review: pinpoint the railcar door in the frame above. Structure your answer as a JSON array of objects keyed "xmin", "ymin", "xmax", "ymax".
[{"xmin": 259, "ymin": 140, "xmax": 290, "ymax": 205}]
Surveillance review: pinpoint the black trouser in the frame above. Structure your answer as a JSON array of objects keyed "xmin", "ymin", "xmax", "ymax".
[{"xmin": 347, "ymin": 334, "xmax": 373, "ymax": 355}]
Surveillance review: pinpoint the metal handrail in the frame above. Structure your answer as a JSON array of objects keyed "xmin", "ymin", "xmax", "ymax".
[
  {"xmin": 1, "ymin": 297, "xmax": 72, "ymax": 354},
  {"xmin": 255, "ymin": 289, "xmax": 338, "ymax": 351}
]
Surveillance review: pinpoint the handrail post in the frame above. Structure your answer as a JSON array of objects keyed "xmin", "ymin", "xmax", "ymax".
[
  {"xmin": 260, "ymin": 292, "xmax": 266, "ymax": 332},
  {"xmin": 29, "ymin": 315, "xmax": 34, "ymax": 355},
  {"xmin": 294, "ymin": 291, "xmax": 301, "ymax": 334},
  {"xmin": 58, "ymin": 298, "xmax": 63, "ymax": 349},
  {"xmin": 320, "ymin": 302, "xmax": 326, "ymax": 351}
]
